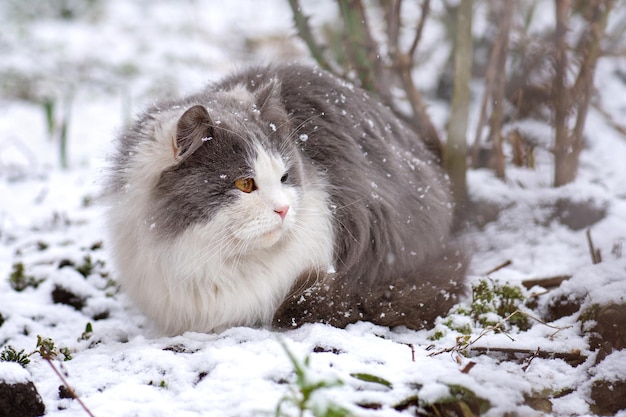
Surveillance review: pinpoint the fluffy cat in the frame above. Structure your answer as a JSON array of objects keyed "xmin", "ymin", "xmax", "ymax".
[{"xmin": 104, "ymin": 64, "xmax": 467, "ymax": 335}]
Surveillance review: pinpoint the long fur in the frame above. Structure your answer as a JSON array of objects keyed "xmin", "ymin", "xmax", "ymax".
[{"xmin": 104, "ymin": 64, "xmax": 466, "ymax": 335}]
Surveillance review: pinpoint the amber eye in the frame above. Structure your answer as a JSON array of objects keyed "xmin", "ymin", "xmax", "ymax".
[{"xmin": 234, "ymin": 177, "xmax": 256, "ymax": 193}]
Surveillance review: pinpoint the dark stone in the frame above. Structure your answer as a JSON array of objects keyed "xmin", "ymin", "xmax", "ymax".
[
  {"xmin": 163, "ymin": 344, "xmax": 190, "ymax": 354},
  {"xmin": 57, "ymin": 259, "xmax": 74, "ymax": 269},
  {"xmin": 545, "ymin": 294, "xmax": 585, "ymax": 322},
  {"xmin": 0, "ymin": 381, "xmax": 45, "ymax": 417},
  {"xmin": 313, "ymin": 346, "xmax": 342, "ymax": 355},
  {"xmin": 524, "ymin": 394, "xmax": 553, "ymax": 413},
  {"xmin": 553, "ymin": 198, "xmax": 607, "ymax": 231},
  {"xmin": 588, "ymin": 304, "xmax": 626, "ymax": 351},
  {"xmin": 591, "ymin": 379, "xmax": 626, "ymax": 415},
  {"xmin": 92, "ymin": 311, "xmax": 109, "ymax": 321},
  {"xmin": 196, "ymin": 371, "xmax": 209, "ymax": 384},
  {"xmin": 58, "ymin": 385, "xmax": 75, "ymax": 399},
  {"xmin": 357, "ymin": 402, "xmax": 382, "ymax": 410},
  {"xmin": 51, "ymin": 285, "xmax": 86, "ymax": 311},
  {"xmin": 465, "ymin": 199, "xmax": 502, "ymax": 230}
]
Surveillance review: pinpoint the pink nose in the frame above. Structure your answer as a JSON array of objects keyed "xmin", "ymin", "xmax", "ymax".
[{"xmin": 274, "ymin": 205, "xmax": 290, "ymax": 220}]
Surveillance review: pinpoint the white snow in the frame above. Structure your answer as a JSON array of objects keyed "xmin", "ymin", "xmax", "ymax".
[
  {"xmin": 1, "ymin": 1, "xmax": 625, "ymax": 417},
  {"xmin": 0, "ymin": 362, "xmax": 31, "ymax": 385}
]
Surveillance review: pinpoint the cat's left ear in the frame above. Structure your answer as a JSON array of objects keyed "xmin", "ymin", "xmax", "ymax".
[
  {"xmin": 256, "ymin": 80, "xmax": 291, "ymax": 134},
  {"xmin": 173, "ymin": 105, "xmax": 214, "ymax": 162}
]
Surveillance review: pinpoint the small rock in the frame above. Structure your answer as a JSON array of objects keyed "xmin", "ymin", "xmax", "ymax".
[
  {"xmin": 52, "ymin": 285, "xmax": 86, "ymax": 311},
  {"xmin": 553, "ymin": 198, "xmax": 607, "ymax": 231},
  {"xmin": 0, "ymin": 381, "xmax": 45, "ymax": 417},
  {"xmin": 586, "ymin": 303, "xmax": 626, "ymax": 352},
  {"xmin": 591, "ymin": 379, "xmax": 626, "ymax": 416},
  {"xmin": 546, "ymin": 293, "xmax": 585, "ymax": 322}
]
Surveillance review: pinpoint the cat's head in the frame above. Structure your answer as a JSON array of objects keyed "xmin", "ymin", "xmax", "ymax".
[{"xmin": 148, "ymin": 81, "xmax": 305, "ymax": 252}]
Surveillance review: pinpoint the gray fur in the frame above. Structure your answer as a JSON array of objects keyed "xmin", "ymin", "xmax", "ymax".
[{"xmin": 107, "ymin": 64, "xmax": 467, "ymax": 331}]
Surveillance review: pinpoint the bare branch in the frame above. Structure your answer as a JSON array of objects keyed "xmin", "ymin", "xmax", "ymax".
[
  {"xmin": 44, "ymin": 358, "xmax": 96, "ymax": 417},
  {"xmin": 337, "ymin": 0, "xmax": 383, "ymax": 94},
  {"xmin": 587, "ymin": 228, "xmax": 602, "ymax": 264},
  {"xmin": 471, "ymin": 0, "xmax": 514, "ymax": 173},
  {"xmin": 487, "ymin": 0, "xmax": 514, "ymax": 180},
  {"xmin": 471, "ymin": 346, "xmax": 587, "ymax": 367},
  {"xmin": 554, "ymin": 0, "xmax": 614, "ymax": 186},
  {"xmin": 382, "ymin": 0, "xmax": 402, "ymax": 52},
  {"xmin": 287, "ymin": 0, "xmax": 335, "ymax": 73},
  {"xmin": 484, "ymin": 259, "xmax": 512, "ymax": 276},
  {"xmin": 522, "ymin": 275, "xmax": 572, "ymax": 290},
  {"xmin": 408, "ymin": 0, "xmax": 431, "ymax": 60}
]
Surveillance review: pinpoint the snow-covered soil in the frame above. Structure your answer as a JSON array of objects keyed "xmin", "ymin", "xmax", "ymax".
[{"xmin": 1, "ymin": 1, "xmax": 625, "ymax": 416}]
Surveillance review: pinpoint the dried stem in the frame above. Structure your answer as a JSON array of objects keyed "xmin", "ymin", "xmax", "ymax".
[
  {"xmin": 387, "ymin": 0, "xmax": 441, "ymax": 159},
  {"xmin": 287, "ymin": 0, "xmax": 334, "ymax": 73},
  {"xmin": 486, "ymin": 0, "xmax": 514, "ymax": 179},
  {"xmin": 290, "ymin": 0, "xmax": 443, "ymax": 161},
  {"xmin": 44, "ymin": 357, "xmax": 96, "ymax": 417},
  {"xmin": 337, "ymin": 0, "xmax": 382, "ymax": 94},
  {"xmin": 484, "ymin": 259, "xmax": 512, "ymax": 275},
  {"xmin": 563, "ymin": 0, "xmax": 614, "ymax": 186},
  {"xmin": 522, "ymin": 275, "xmax": 572, "ymax": 290},
  {"xmin": 586, "ymin": 228, "xmax": 602, "ymax": 264},
  {"xmin": 471, "ymin": 346, "xmax": 587, "ymax": 367},
  {"xmin": 429, "ymin": 309, "xmax": 572, "ymax": 360},
  {"xmin": 472, "ymin": 0, "xmax": 513, "ymax": 169},
  {"xmin": 592, "ymin": 100, "xmax": 626, "ymax": 137},
  {"xmin": 408, "ymin": 0, "xmax": 430, "ymax": 60},
  {"xmin": 383, "ymin": 0, "xmax": 401, "ymax": 49}
]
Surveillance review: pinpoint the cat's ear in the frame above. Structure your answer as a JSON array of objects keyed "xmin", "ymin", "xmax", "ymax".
[
  {"xmin": 255, "ymin": 79, "xmax": 281, "ymax": 111},
  {"xmin": 173, "ymin": 105, "xmax": 214, "ymax": 162},
  {"xmin": 255, "ymin": 80, "xmax": 291, "ymax": 134}
]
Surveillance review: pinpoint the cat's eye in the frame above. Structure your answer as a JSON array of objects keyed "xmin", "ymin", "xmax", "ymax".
[
  {"xmin": 280, "ymin": 173, "xmax": 289, "ymax": 183},
  {"xmin": 234, "ymin": 177, "xmax": 256, "ymax": 193}
]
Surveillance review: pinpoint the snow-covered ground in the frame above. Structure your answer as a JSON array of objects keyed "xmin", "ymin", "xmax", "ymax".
[{"xmin": 1, "ymin": 1, "xmax": 625, "ymax": 416}]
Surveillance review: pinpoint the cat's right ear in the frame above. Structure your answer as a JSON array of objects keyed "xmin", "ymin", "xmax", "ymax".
[{"xmin": 173, "ymin": 105, "xmax": 214, "ymax": 162}]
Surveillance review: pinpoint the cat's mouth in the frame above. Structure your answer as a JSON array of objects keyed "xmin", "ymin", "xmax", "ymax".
[{"xmin": 256, "ymin": 223, "xmax": 288, "ymax": 248}]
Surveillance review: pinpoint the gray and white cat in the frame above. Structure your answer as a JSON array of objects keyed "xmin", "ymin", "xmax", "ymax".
[{"xmin": 105, "ymin": 64, "xmax": 467, "ymax": 335}]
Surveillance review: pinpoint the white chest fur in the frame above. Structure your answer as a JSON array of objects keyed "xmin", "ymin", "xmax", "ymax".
[
  {"xmin": 141, "ymin": 183, "xmax": 333, "ymax": 335},
  {"xmin": 106, "ymin": 116, "xmax": 334, "ymax": 335}
]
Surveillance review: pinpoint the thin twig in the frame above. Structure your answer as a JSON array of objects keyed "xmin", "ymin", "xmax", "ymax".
[
  {"xmin": 428, "ymin": 310, "xmax": 518, "ymax": 358},
  {"xmin": 592, "ymin": 100, "xmax": 626, "ymax": 137},
  {"xmin": 486, "ymin": 0, "xmax": 514, "ymax": 179},
  {"xmin": 484, "ymin": 259, "xmax": 512, "ymax": 275},
  {"xmin": 44, "ymin": 358, "xmax": 96, "ymax": 417},
  {"xmin": 471, "ymin": 346, "xmax": 587, "ymax": 367},
  {"xmin": 522, "ymin": 275, "xmax": 572, "ymax": 290},
  {"xmin": 472, "ymin": 1, "xmax": 512, "ymax": 167},
  {"xmin": 338, "ymin": 0, "xmax": 382, "ymax": 93},
  {"xmin": 521, "ymin": 347, "xmax": 540, "ymax": 371},
  {"xmin": 382, "ymin": 0, "xmax": 441, "ymax": 159},
  {"xmin": 405, "ymin": 343, "xmax": 416, "ymax": 362},
  {"xmin": 286, "ymin": 0, "xmax": 334, "ymax": 73},
  {"xmin": 461, "ymin": 361, "xmax": 477, "ymax": 374},
  {"xmin": 408, "ymin": 0, "xmax": 430, "ymax": 60},
  {"xmin": 384, "ymin": 0, "xmax": 401, "ymax": 51},
  {"xmin": 428, "ymin": 309, "xmax": 572, "ymax": 359},
  {"xmin": 586, "ymin": 228, "xmax": 602, "ymax": 264}
]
